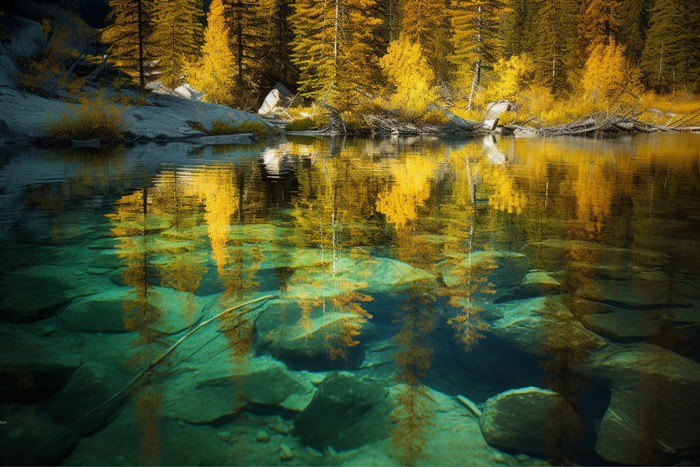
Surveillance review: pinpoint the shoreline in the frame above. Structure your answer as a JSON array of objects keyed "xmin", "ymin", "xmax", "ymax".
[{"xmin": 2, "ymin": 86, "xmax": 699, "ymax": 150}]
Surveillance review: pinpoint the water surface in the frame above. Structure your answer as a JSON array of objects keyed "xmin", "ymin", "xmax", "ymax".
[{"xmin": 1, "ymin": 134, "xmax": 699, "ymax": 466}]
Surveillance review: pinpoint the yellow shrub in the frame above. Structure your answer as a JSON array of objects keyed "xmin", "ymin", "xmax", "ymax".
[
  {"xmin": 481, "ymin": 54, "xmax": 536, "ymax": 103},
  {"xmin": 450, "ymin": 105, "xmax": 485, "ymax": 122},
  {"xmin": 420, "ymin": 108, "xmax": 450, "ymax": 125},
  {"xmin": 285, "ymin": 117, "xmax": 317, "ymax": 131},
  {"xmin": 210, "ymin": 119, "xmax": 278, "ymax": 136},
  {"xmin": 380, "ymin": 36, "xmax": 439, "ymax": 119},
  {"xmin": 111, "ymin": 93, "xmax": 150, "ymax": 106},
  {"xmin": 47, "ymin": 92, "xmax": 126, "ymax": 143},
  {"xmin": 582, "ymin": 39, "xmax": 642, "ymax": 103}
]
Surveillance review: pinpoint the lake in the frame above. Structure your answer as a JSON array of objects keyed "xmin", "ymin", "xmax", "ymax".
[{"xmin": 1, "ymin": 133, "xmax": 699, "ymax": 466}]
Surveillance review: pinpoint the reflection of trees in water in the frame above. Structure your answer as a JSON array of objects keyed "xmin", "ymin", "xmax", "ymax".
[
  {"xmin": 286, "ymin": 150, "xmax": 377, "ymax": 362},
  {"xmin": 391, "ymin": 280, "xmax": 436, "ymax": 466},
  {"xmin": 109, "ymin": 186, "xmax": 168, "ymax": 464}
]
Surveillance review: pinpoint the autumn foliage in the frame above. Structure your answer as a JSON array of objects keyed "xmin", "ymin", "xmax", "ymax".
[{"xmin": 46, "ymin": 91, "xmax": 126, "ymax": 143}]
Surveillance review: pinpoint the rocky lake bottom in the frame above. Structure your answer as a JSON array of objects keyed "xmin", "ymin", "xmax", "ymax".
[{"xmin": 1, "ymin": 134, "xmax": 699, "ymax": 466}]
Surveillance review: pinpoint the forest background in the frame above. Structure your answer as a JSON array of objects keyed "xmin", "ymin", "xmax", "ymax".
[{"xmin": 14, "ymin": 0, "xmax": 700, "ymax": 130}]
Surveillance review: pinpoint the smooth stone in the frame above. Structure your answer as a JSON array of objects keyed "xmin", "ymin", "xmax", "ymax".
[
  {"xmin": 255, "ymin": 430, "xmax": 270, "ymax": 443},
  {"xmin": 495, "ymin": 271, "xmax": 561, "ymax": 303},
  {"xmin": 578, "ymin": 307, "xmax": 665, "ymax": 340},
  {"xmin": 216, "ymin": 431, "xmax": 232, "ymax": 442},
  {"xmin": 62, "ymin": 400, "xmax": 229, "ymax": 466},
  {"xmin": 269, "ymin": 423, "xmax": 289, "ymax": 435},
  {"xmin": 53, "ymin": 361, "xmax": 137, "ymax": 436},
  {"xmin": 0, "ymin": 264, "xmax": 109, "ymax": 322},
  {"xmin": 60, "ymin": 285, "xmax": 205, "ymax": 334},
  {"xmin": 577, "ymin": 270, "xmax": 692, "ymax": 308},
  {"xmin": 278, "ymin": 391, "xmax": 316, "ymax": 412},
  {"xmin": 2, "ymin": 408, "xmax": 78, "ymax": 465},
  {"xmin": 439, "ymin": 250, "xmax": 530, "ymax": 289},
  {"xmin": 488, "ymin": 296, "xmax": 606, "ymax": 355},
  {"xmin": 161, "ymin": 356, "xmax": 308, "ymax": 424},
  {"xmin": 524, "ymin": 239, "xmax": 672, "ymax": 270},
  {"xmin": 260, "ymin": 304, "xmax": 376, "ymax": 369},
  {"xmin": 479, "ymin": 387, "xmax": 579, "ymax": 457},
  {"xmin": 279, "ymin": 443, "xmax": 294, "ymax": 460},
  {"xmin": 294, "ymin": 372, "xmax": 389, "ymax": 451},
  {"xmin": 577, "ymin": 343, "xmax": 700, "ymax": 465},
  {"xmin": 0, "ymin": 324, "xmax": 81, "ymax": 396}
]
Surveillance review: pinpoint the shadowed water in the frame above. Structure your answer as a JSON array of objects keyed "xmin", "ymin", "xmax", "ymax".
[{"xmin": 1, "ymin": 133, "xmax": 699, "ymax": 466}]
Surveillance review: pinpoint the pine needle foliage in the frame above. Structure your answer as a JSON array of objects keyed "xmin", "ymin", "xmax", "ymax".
[
  {"xmin": 640, "ymin": 0, "xmax": 700, "ymax": 90},
  {"xmin": 224, "ymin": 0, "xmax": 266, "ymax": 104},
  {"xmin": 401, "ymin": 0, "xmax": 453, "ymax": 79},
  {"xmin": 450, "ymin": 0, "xmax": 511, "ymax": 88},
  {"xmin": 290, "ymin": 0, "xmax": 385, "ymax": 107},
  {"xmin": 191, "ymin": 0, "xmax": 237, "ymax": 106},
  {"xmin": 151, "ymin": 0, "xmax": 204, "ymax": 87},
  {"xmin": 103, "ymin": 0, "xmax": 156, "ymax": 90},
  {"xmin": 531, "ymin": 0, "xmax": 579, "ymax": 94}
]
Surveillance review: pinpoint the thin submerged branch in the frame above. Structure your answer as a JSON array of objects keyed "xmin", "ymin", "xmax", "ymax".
[{"xmin": 38, "ymin": 294, "xmax": 277, "ymax": 449}]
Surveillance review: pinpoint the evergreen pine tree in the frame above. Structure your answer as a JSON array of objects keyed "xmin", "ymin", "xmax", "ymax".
[
  {"xmin": 103, "ymin": 0, "xmax": 156, "ymax": 90},
  {"xmin": 289, "ymin": 0, "xmax": 337, "ymax": 99},
  {"xmin": 532, "ymin": 0, "xmax": 579, "ymax": 94},
  {"xmin": 640, "ymin": 0, "xmax": 700, "ymax": 89},
  {"xmin": 450, "ymin": 0, "xmax": 511, "ymax": 104},
  {"xmin": 574, "ymin": 0, "xmax": 619, "ymax": 67},
  {"xmin": 259, "ymin": 0, "xmax": 298, "ymax": 88},
  {"xmin": 616, "ymin": 0, "xmax": 647, "ymax": 63},
  {"xmin": 224, "ymin": 0, "xmax": 266, "ymax": 108},
  {"xmin": 151, "ymin": 0, "xmax": 204, "ymax": 88},
  {"xmin": 290, "ymin": 0, "xmax": 385, "ymax": 106},
  {"xmin": 400, "ymin": 0, "xmax": 452, "ymax": 79}
]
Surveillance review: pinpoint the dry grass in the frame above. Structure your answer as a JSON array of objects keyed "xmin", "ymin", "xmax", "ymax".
[
  {"xmin": 210, "ymin": 119, "xmax": 278, "ymax": 136},
  {"xmin": 47, "ymin": 92, "xmax": 126, "ymax": 144},
  {"xmin": 637, "ymin": 91, "xmax": 700, "ymax": 126},
  {"xmin": 285, "ymin": 117, "xmax": 317, "ymax": 131}
]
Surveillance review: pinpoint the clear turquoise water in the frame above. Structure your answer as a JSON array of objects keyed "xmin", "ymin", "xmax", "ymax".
[{"xmin": 1, "ymin": 134, "xmax": 699, "ymax": 466}]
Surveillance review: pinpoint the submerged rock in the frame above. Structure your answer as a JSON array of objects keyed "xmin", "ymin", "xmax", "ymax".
[
  {"xmin": 577, "ymin": 270, "xmax": 691, "ymax": 308},
  {"xmin": 60, "ymin": 285, "xmax": 205, "ymax": 334},
  {"xmin": 0, "ymin": 324, "xmax": 81, "ymax": 399},
  {"xmin": 62, "ymin": 400, "xmax": 230, "ymax": 466},
  {"xmin": 161, "ymin": 356, "xmax": 309, "ymax": 424},
  {"xmin": 524, "ymin": 239, "xmax": 672, "ymax": 271},
  {"xmin": 488, "ymin": 296, "xmax": 606, "ymax": 355},
  {"xmin": 439, "ymin": 250, "xmax": 530, "ymax": 289},
  {"xmin": 0, "ymin": 264, "xmax": 110, "ymax": 322},
  {"xmin": 294, "ymin": 372, "xmax": 389, "ymax": 452},
  {"xmin": 52, "ymin": 361, "xmax": 137, "ymax": 436},
  {"xmin": 495, "ymin": 271, "xmax": 561, "ymax": 303},
  {"xmin": 577, "ymin": 304, "xmax": 665, "ymax": 340},
  {"xmin": 479, "ymin": 387, "xmax": 579, "ymax": 457},
  {"xmin": 578, "ymin": 343, "xmax": 700, "ymax": 465},
  {"xmin": 258, "ymin": 299, "xmax": 376, "ymax": 370},
  {"xmin": 1, "ymin": 408, "xmax": 78, "ymax": 465}
]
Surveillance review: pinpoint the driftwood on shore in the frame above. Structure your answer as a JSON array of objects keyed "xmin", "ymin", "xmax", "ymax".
[
  {"xmin": 359, "ymin": 103, "xmax": 700, "ymax": 138},
  {"xmin": 529, "ymin": 105, "xmax": 700, "ymax": 137}
]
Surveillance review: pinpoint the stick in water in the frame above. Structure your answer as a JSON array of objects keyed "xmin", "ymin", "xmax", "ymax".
[{"xmin": 39, "ymin": 294, "xmax": 277, "ymax": 449}]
